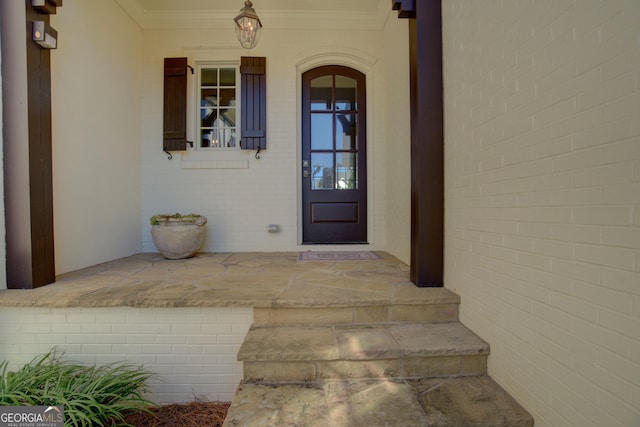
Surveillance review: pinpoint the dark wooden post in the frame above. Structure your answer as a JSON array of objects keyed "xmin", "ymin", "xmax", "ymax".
[
  {"xmin": 1, "ymin": 0, "xmax": 60, "ymax": 288},
  {"xmin": 393, "ymin": 0, "xmax": 444, "ymax": 286}
]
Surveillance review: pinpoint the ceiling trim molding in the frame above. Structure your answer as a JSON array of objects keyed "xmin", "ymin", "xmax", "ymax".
[{"xmin": 114, "ymin": 0, "xmax": 148, "ymax": 28}]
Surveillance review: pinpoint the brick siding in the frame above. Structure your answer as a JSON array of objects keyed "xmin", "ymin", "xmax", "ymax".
[
  {"xmin": 0, "ymin": 307, "xmax": 253, "ymax": 403},
  {"xmin": 443, "ymin": 1, "xmax": 640, "ymax": 426}
]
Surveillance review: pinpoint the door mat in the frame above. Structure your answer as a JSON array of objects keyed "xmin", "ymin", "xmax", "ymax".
[{"xmin": 298, "ymin": 251, "xmax": 382, "ymax": 261}]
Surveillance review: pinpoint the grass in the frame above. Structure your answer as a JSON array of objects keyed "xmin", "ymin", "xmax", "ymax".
[{"xmin": 0, "ymin": 350, "xmax": 155, "ymax": 426}]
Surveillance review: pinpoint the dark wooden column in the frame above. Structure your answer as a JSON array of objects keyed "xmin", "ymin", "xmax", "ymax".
[
  {"xmin": 2, "ymin": 1, "xmax": 59, "ymax": 288},
  {"xmin": 393, "ymin": 0, "xmax": 444, "ymax": 286}
]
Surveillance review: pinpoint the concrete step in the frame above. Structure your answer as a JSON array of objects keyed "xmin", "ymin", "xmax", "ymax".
[
  {"xmin": 253, "ymin": 287, "xmax": 461, "ymax": 326},
  {"xmin": 222, "ymin": 376, "xmax": 534, "ymax": 427},
  {"xmin": 238, "ymin": 322, "xmax": 489, "ymax": 382}
]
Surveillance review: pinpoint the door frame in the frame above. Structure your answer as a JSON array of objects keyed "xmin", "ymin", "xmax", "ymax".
[{"xmin": 295, "ymin": 50, "xmax": 377, "ymax": 248}]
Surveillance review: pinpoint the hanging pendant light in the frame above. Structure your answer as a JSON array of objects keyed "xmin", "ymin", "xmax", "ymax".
[{"xmin": 234, "ymin": 1, "xmax": 262, "ymax": 49}]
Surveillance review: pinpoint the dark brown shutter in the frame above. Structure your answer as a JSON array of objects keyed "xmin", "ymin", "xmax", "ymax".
[
  {"xmin": 240, "ymin": 56, "xmax": 266, "ymax": 150},
  {"xmin": 163, "ymin": 57, "xmax": 188, "ymax": 152}
]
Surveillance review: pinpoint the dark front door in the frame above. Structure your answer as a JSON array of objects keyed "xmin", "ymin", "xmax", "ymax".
[{"xmin": 302, "ymin": 66, "xmax": 367, "ymax": 243}]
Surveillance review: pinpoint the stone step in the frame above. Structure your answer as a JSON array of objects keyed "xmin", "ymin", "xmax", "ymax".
[
  {"xmin": 238, "ymin": 322, "xmax": 489, "ymax": 382},
  {"xmin": 222, "ymin": 376, "xmax": 534, "ymax": 427},
  {"xmin": 253, "ymin": 287, "xmax": 461, "ymax": 326},
  {"xmin": 253, "ymin": 303, "xmax": 459, "ymax": 326}
]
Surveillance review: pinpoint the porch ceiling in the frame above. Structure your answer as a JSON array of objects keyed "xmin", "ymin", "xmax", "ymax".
[
  {"xmin": 135, "ymin": 0, "xmax": 383, "ymax": 13},
  {"xmin": 114, "ymin": 0, "xmax": 390, "ymax": 30}
]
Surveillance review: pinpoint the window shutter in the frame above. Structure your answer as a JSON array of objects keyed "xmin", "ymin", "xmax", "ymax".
[
  {"xmin": 163, "ymin": 57, "xmax": 188, "ymax": 152},
  {"xmin": 240, "ymin": 56, "xmax": 266, "ymax": 150}
]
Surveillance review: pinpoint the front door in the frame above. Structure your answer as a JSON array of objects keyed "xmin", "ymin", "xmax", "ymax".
[{"xmin": 302, "ymin": 66, "xmax": 367, "ymax": 243}]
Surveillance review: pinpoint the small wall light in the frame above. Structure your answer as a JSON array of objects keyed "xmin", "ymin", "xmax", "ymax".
[
  {"xmin": 234, "ymin": 1, "xmax": 262, "ymax": 49},
  {"xmin": 33, "ymin": 21, "xmax": 58, "ymax": 49}
]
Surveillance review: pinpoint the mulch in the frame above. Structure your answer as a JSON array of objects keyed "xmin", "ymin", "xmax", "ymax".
[{"xmin": 120, "ymin": 401, "xmax": 230, "ymax": 427}]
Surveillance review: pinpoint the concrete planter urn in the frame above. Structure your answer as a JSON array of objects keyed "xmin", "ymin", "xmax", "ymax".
[{"xmin": 150, "ymin": 213, "xmax": 207, "ymax": 259}]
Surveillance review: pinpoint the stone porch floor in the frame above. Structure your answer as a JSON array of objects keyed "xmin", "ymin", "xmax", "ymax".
[
  {"xmin": 0, "ymin": 252, "xmax": 455, "ymax": 308},
  {"xmin": 0, "ymin": 252, "xmax": 534, "ymax": 426}
]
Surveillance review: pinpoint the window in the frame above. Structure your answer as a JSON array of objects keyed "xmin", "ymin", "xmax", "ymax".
[
  {"xmin": 163, "ymin": 56, "xmax": 265, "ymax": 160},
  {"xmin": 197, "ymin": 64, "xmax": 239, "ymax": 150}
]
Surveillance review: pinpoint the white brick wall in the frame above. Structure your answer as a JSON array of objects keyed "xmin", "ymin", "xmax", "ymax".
[
  {"xmin": 139, "ymin": 23, "xmax": 398, "ymax": 256},
  {"xmin": 0, "ymin": 307, "xmax": 253, "ymax": 404},
  {"xmin": 444, "ymin": 1, "xmax": 640, "ymax": 426}
]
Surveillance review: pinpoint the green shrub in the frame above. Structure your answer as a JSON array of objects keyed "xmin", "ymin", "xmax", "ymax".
[{"xmin": 0, "ymin": 350, "xmax": 155, "ymax": 426}]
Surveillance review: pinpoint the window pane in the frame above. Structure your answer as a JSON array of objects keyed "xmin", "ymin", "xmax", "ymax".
[
  {"xmin": 222, "ymin": 128, "xmax": 237, "ymax": 148},
  {"xmin": 201, "ymin": 68, "xmax": 217, "ymax": 86},
  {"xmin": 211, "ymin": 128, "xmax": 222, "ymax": 147},
  {"xmin": 218, "ymin": 108, "xmax": 236, "ymax": 127},
  {"xmin": 311, "ymin": 153, "xmax": 334, "ymax": 190},
  {"xmin": 219, "ymin": 88, "xmax": 235, "ymax": 107},
  {"xmin": 336, "ymin": 153, "xmax": 357, "ymax": 189},
  {"xmin": 336, "ymin": 114, "xmax": 357, "ymax": 150},
  {"xmin": 311, "ymin": 113, "xmax": 333, "ymax": 150},
  {"xmin": 201, "ymin": 89, "xmax": 217, "ymax": 106},
  {"xmin": 220, "ymin": 68, "xmax": 235, "ymax": 86},
  {"xmin": 310, "ymin": 75, "xmax": 332, "ymax": 111},
  {"xmin": 201, "ymin": 108, "xmax": 218, "ymax": 128},
  {"xmin": 335, "ymin": 76, "xmax": 356, "ymax": 111},
  {"xmin": 201, "ymin": 129, "xmax": 215, "ymax": 148}
]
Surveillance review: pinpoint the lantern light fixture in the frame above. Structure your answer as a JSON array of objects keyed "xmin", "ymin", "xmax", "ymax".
[{"xmin": 233, "ymin": 0, "xmax": 262, "ymax": 49}]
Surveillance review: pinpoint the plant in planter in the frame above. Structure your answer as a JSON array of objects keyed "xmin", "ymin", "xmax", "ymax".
[{"xmin": 150, "ymin": 213, "xmax": 208, "ymax": 259}]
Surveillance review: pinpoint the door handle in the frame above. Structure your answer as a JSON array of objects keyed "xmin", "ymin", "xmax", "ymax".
[{"xmin": 303, "ymin": 160, "xmax": 309, "ymax": 178}]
